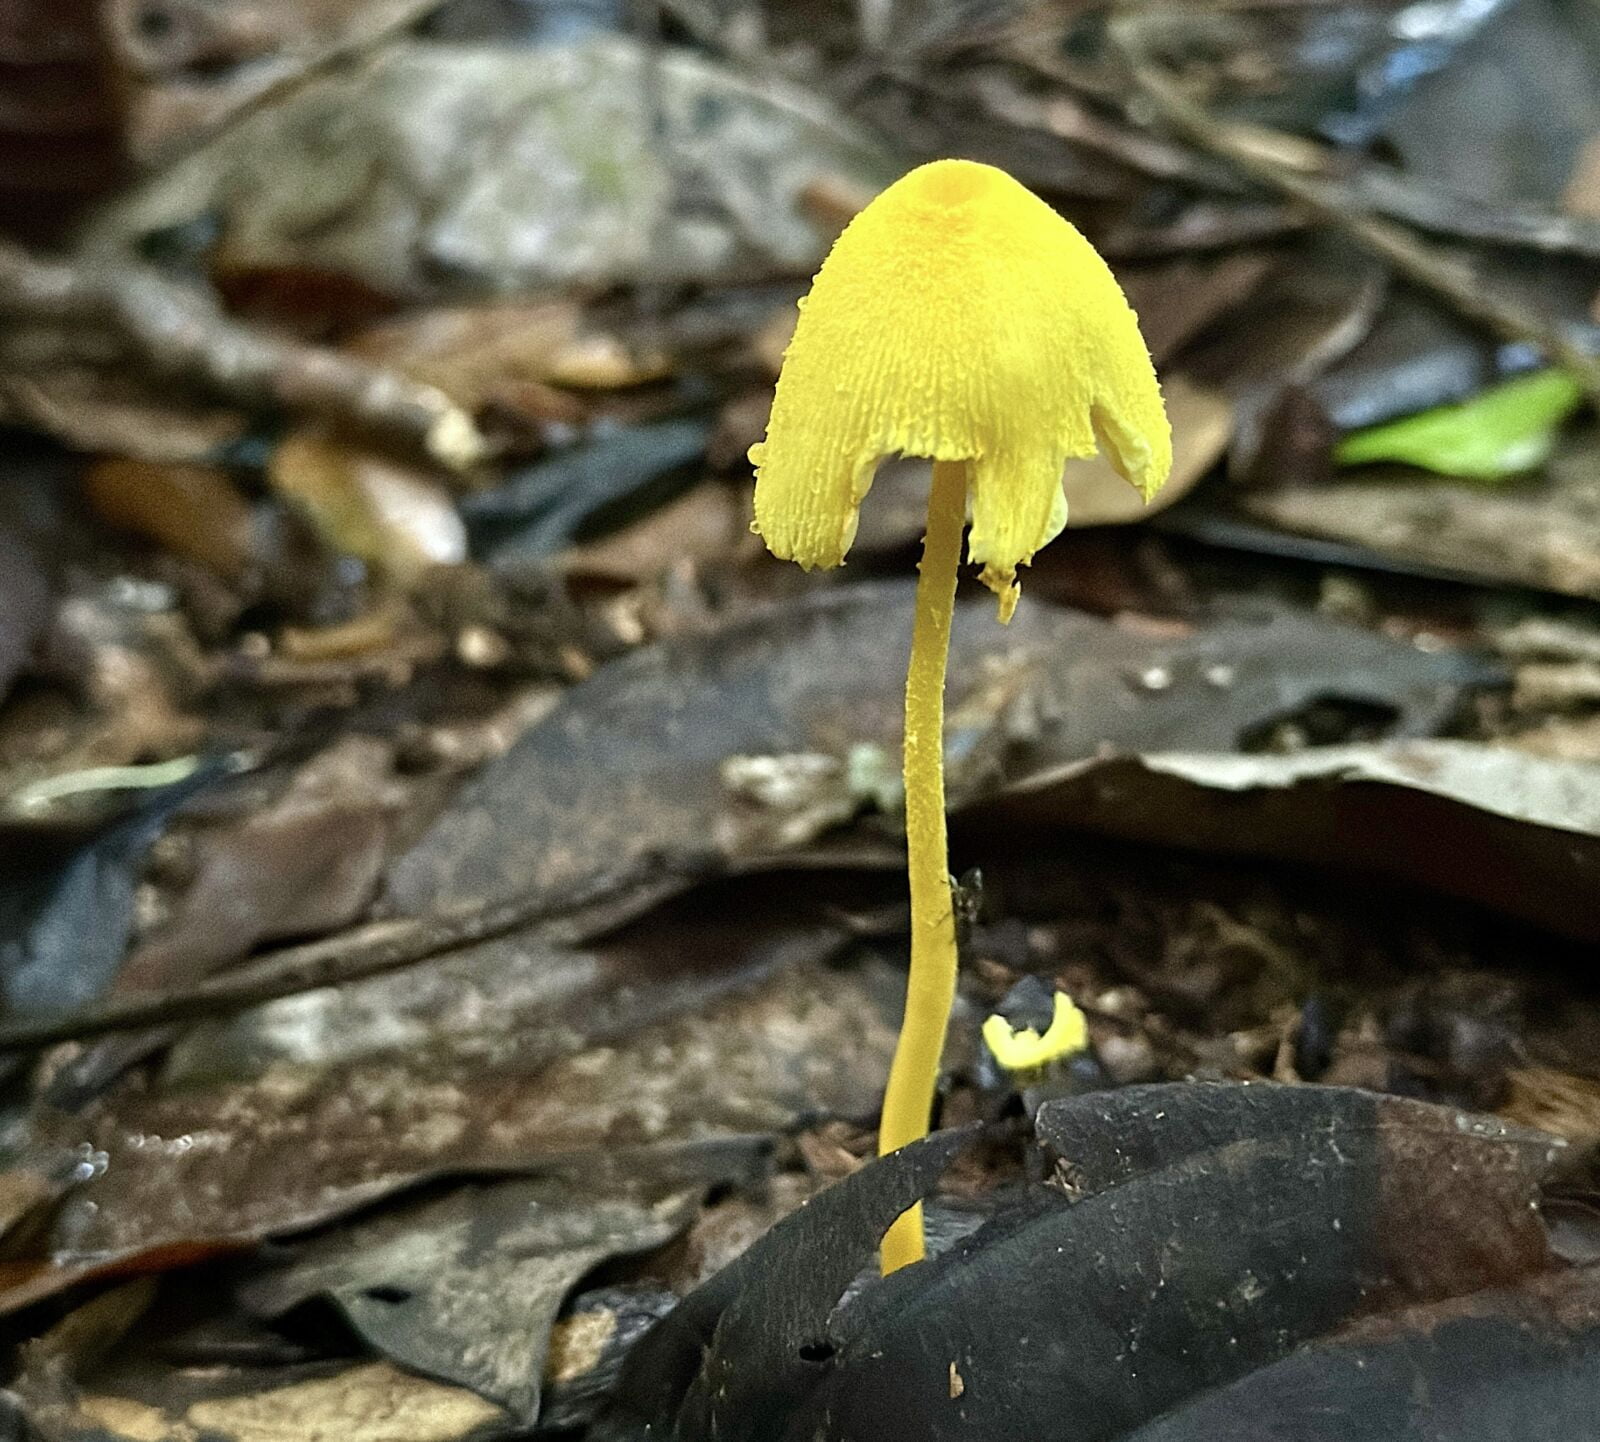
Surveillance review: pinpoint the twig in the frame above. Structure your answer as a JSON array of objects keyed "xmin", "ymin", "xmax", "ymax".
[
  {"xmin": 0, "ymin": 853, "xmax": 718, "ymax": 1055},
  {"xmin": 1349, "ymin": 168, "xmax": 1600, "ymax": 263},
  {"xmin": 0, "ymin": 239, "xmax": 487, "ymax": 469},
  {"xmin": 1107, "ymin": 20, "xmax": 1600, "ymax": 406},
  {"xmin": 1005, "ymin": 45, "xmax": 1600, "ymax": 262},
  {"xmin": 121, "ymin": 1, "xmax": 448, "ymax": 170}
]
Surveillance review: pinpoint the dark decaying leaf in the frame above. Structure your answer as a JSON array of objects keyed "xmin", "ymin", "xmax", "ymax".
[
  {"xmin": 1121, "ymin": 0, "xmax": 1519, "ymax": 143},
  {"xmin": 0, "ymin": 0, "xmax": 125, "ymax": 236},
  {"xmin": 1125, "ymin": 1266, "xmax": 1600, "ymax": 1441},
  {"xmin": 161, "ymin": 880, "xmax": 870, "ymax": 1080},
  {"xmin": 386, "ymin": 583, "xmax": 1489, "ymax": 915},
  {"xmin": 1376, "ymin": 0, "xmax": 1600, "ymax": 208},
  {"xmin": 975, "ymin": 741, "xmax": 1600, "ymax": 941},
  {"xmin": 1152, "ymin": 504, "xmax": 1489, "ymax": 585},
  {"xmin": 1307, "ymin": 259, "xmax": 1600, "ymax": 437},
  {"xmin": 0, "ymin": 761, "xmax": 227, "ymax": 1022},
  {"xmin": 0, "ymin": 905, "xmax": 897, "ymax": 1314},
  {"xmin": 856, "ymin": 73, "xmax": 1148, "ymax": 210},
  {"xmin": 2, "ymin": 745, "xmax": 378, "ymax": 1109},
  {"xmin": 1180, "ymin": 241, "xmax": 1384, "ymax": 480},
  {"xmin": 603, "ymin": 1125, "xmax": 980, "ymax": 1440},
  {"xmin": 462, "ymin": 419, "xmax": 713, "ymax": 568},
  {"xmin": 603, "ymin": 1083, "xmax": 1564, "ymax": 1442},
  {"xmin": 0, "ymin": 522, "xmax": 49, "ymax": 708},
  {"xmin": 1116, "ymin": 253, "xmax": 1274, "ymax": 368},
  {"xmin": 1032, "ymin": 1085, "xmax": 1556, "ymax": 1303},
  {"xmin": 1312, "ymin": 290, "xmax": 1541, "ymax": 435},
  {"xmin": 1184, "ymin": 257, "xmax": 1598, "ymax": 506},
  {"xmin": 238, "ymin": 1170, "xmax": 727, "ymax": 1424},
  {"xmin": 114, "ymin": 737, "xmax": 403, "ymax": 996}
]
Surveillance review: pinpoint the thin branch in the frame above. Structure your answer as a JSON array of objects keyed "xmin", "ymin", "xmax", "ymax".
[
  {"xmin": 1006, "ymin": 44, "xmax": 1600, "ymax": 262},
  {"xmin": 122, "ymin": 1, "xmax": 448, "ymax": 170},
  {"xmin": 1108, "ymin": 20, "xmax": 1600, "ymax": 406},
  {"xmin": 1349, "ymin": 167, "xmax": 1600, "ymax": 262},
  {"xmin": 0, "ymin": 240, "xmax": 487, "ymax": 469}
]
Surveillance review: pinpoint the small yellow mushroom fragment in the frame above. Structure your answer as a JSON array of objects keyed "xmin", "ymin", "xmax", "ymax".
[
  {"xmin": 750, "ymin": 158, "xmax": 1170, "ymax": 1273},
  {"xmin": 982, "ymin": 992, "xmax": 1090, "ymax": 1075}
]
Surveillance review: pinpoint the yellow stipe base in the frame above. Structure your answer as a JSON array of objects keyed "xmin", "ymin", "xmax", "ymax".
[{"xmin": 878, "ymin": 458, "xmax": 967, "ymax": 1274}]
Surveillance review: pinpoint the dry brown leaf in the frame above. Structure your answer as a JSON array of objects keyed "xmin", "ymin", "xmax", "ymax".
[
  {"xmin": 268, "ymin": 432, "xmax": 465, "ymax": 582},
  {"xmin": 557, "ymin": 483, "xmax": 753, "ymax": 583},
  {"xmin": 1564, "ymin": 135, "xmax": 1600, "ymax": 322},
  {"xmin": 1239, "ymin": 425, "xmax": 1600, "ymax": 600},
  {"xmin": 116, "ymin": 736, "xmax": 404, "ymax": 995},
  {"xmin": 1501, "ymin": 1066, "xmax": 1600, "ymax": 1146},
  {"xmin": 346, "ymin": 302, "xmax": 669, "ymax": 438},
  {"xmin": 0, "ymin": 371, "xmax": 244, "ymax": 464},
  {"xmin": 84, "ymin": 459, "xmax": 257, "ymax": 581},
  {"xmin": 750, "ymin": 308, "xmax": 797, "ymax": 378},
  {"xmin": 1563, "ymin": 135, "xmax": 1600, "ymax": 220},
  {"xmin": 81, "ymin": 1362, "xmax": 503, "ymax": 1442}
]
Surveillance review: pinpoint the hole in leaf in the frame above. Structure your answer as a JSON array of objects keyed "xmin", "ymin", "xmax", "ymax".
[
  {"xmin": 136, "ymin": 5, "xmax": 174, "ymax": 40},
  {"xmin": 364, "ymin": 1285, "xmax": 412, "ymax": 1305},
  {"xmin": 1238, "ymin": 695, "xmax": 1400, "ymax": 753}
]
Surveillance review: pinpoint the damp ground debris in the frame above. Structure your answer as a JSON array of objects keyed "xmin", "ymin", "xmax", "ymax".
[{"xmin": 1, "ymin": 3, "xmax": 1600, "ymax": 1439}]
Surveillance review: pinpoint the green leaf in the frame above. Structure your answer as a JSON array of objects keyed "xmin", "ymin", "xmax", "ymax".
[{"xmin": 1333, "ymin": 369, "xmax": 1585, "ymax": 481}]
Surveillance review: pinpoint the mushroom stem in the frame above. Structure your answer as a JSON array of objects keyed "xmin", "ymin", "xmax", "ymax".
[{"xmin": 878, "ymin": 456, "xmax": 967, "ymax": 1274}]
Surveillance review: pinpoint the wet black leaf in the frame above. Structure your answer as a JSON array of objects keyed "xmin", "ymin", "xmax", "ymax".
[
  {"xmin": 602, "ymin": 1124, "xmax": 979, "ymax": 1440},
  {"xmin": 0, "ymin": 761, "xmax": 226, "ymax": 1022},
  {"xmin": 603, "ymin": 1083, "xmax": 1561, "ymax": 1442},
  {"xmin": 1126, "ymin": 1267, "xmax": 1600, "ymax": 1442},
  {"xmin": 461, "ymin": 418, "xmax": 712, "ymax": 568}
]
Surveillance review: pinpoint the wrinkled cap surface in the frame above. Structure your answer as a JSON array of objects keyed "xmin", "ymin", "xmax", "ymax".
[{"xmin": 750, "ymin": 158, "xmax": 1171, "ymax": 617}]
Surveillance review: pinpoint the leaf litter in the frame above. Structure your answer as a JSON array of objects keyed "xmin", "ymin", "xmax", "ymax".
[
  {"xmin": 1, "ymin": 1, "xmax": 1600, "ymax": 1438},
  {"xmin": 598, "ymin": 1083, "xmax": 1575, "ymax": 1442}
]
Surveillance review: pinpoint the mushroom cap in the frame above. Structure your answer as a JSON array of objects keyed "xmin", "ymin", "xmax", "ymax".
[{"xmin": 750, "ymin": 158, "xmax": 1171, "ymax": 617}]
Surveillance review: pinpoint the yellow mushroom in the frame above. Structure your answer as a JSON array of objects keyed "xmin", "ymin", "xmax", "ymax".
[
  {"xmin": 982, "ymin": 991, "xmax": 1090, "ymax": 1076},
  {"xmin": 750, "ymin": 158, "xmax": 1171, "ymax": 1272}
]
